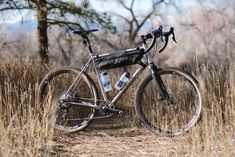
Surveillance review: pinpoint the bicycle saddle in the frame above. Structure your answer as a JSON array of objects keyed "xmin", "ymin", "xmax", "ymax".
[{"xmin": 73, "ymin": 29, "xmax": 99, "ymax": 36}]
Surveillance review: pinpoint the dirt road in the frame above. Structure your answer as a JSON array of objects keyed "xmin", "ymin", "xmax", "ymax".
[{"xmin": 55, "ymin": 123, "xmax": 189, "ymax": 157}]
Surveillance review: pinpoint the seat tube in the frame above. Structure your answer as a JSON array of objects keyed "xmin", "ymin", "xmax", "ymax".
[
  {"xmin": 83, "ymin": 35, "xmax": 109, "ymax": 102},
  {"xmin": 91, "ymin": 55, "xmax": 109, "ymax": 101}
]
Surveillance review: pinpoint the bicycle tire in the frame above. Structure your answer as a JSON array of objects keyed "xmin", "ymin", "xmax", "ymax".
[
  {"xmin": 135, "ymin": 67, "xmax": 202, "ymax": 136},
  {"xmin": 37, "ymin": 66, "xmax": 98, "ymax": 133}
]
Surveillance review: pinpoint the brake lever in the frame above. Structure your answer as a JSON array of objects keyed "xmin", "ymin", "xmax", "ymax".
[
  {"xmin": 159, "ymin": 36, "xmax": 169, "ymax": 53},
  {"xmin": 172, "ymin": 29, "xmax": 177, "ymax": 43},
  {"xmin": 159, "ymin": 27, "xmax": 164, "ymax": 42},
  {"xmin": 158, "ymin": 27, "xmax": 177, "ymax": 53}
]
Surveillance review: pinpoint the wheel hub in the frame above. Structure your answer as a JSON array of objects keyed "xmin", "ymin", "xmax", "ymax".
[{"xmin": 58, "ymin": 91, "xmax": 75, "ymax": 110}]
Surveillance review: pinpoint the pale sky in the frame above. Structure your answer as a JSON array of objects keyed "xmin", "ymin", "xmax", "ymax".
[
  {"xmin": 0, "ymin": 0, "xmax": 229, "ymax": 27},
  {"xmin": 0, "ymin": 0, "xmax": 198, "ymax": 24}
]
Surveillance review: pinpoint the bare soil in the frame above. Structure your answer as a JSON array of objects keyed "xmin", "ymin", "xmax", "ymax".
[{"xmin": 54, "ymin": 121, "xmax": 190, "ymax": 157}]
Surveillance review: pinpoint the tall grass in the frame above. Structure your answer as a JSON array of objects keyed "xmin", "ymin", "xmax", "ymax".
[
  {"xmin": 188, "ymin": 61, "xmax": 235, "ymax": 156},
  {"xmin": 0, "ymin": 58, "xmax": 234, "ymax": 156},
  {"xmin": 0, "ymin": 59, "xmax": 55, "ymax": 156}
]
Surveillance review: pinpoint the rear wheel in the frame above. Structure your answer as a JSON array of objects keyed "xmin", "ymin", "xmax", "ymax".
[
  {"xmin": 37, "ymin": 66, "xmax": 98, "ymax": 133},
  {"xmin": 135, "ymin": 68, "xmax": 202, "ymax": 136}
]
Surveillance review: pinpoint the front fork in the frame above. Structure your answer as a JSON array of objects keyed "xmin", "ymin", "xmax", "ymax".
[{"xmin": 149, "ymin": 63, "xmax": 170, "ymax": 101}]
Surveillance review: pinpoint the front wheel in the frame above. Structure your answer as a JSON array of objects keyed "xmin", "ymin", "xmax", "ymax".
[
  {"xmin": 135, "ymin": 68, "xmax": 202, "ymax": 136},
  {"xmin": 37, "ymin": 66, "xmax": 98, "ymax": 133}
]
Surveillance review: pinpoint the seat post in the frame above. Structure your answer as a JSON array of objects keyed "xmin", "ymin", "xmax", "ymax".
[{"xmin": 82, "ymin": 35, "xmax": 94, "ymax": 54}]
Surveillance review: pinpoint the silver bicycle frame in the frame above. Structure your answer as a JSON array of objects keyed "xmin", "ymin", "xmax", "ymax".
[
  {"xmin": 64, "ymin": 54, "xmax": 110, "ymax": 103},
  {"xmin": 93, "ymin": 57, "xmax": 146, "ymax": 106},
  {"xmin": 66, "ymin": 44, "xmax": 151, "ymax": 107},
  {"xmin": 110, "ymin": 65, "xmax": 145, "ymax": 106}
]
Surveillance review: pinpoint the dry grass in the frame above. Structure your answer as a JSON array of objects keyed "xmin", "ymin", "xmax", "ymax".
[
  {"xmin": 0, "ymin": 59, "xmax": 56, "ymax": 156},
  {"xmin": 0, "ymin": 58, "xmax": 234, "ymax": 156},
  {"xmin": 188, "ymin": 61, "xmax": 235, "ymax": 156}
]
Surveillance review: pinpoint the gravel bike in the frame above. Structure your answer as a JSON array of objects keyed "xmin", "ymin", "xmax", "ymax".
[{"xmin": 37, "ymin": 26, "xmax": 202, "ymax": 136}]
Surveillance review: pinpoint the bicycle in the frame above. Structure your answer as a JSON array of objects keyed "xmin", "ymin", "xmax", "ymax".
[{"xmin": 37, "ymin": 26, "xmax": 202, "ymax": 136}]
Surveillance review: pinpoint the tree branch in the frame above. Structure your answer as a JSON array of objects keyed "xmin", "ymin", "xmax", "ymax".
[
  {"xmin": 0, "ymin": 6, "xmax": 30, "ymax": 12},
  {"xmin": 47, "ymin": 19, "xmax": 82, "ymax": 28},
  {"xmin": 111, "ymin": 12, "xmax": 130, "ymax": 23},
  {"xmin": 47, "ymin": 0, "xmax": 83, "ymax": 14},
  {"xmin": 131, "ymin": 0, "xmax": 164, "ymax": 41},
  {"xmin": 93, "ymin": 35, "xmax": 119, "ymax": 50},
  {"xmin": 118, "ymin": 0, "xmax": 130, "ymax": 10}
]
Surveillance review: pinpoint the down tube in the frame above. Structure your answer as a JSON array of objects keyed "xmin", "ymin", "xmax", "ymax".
[{"xmin": 110, "ymin": 66, "xmax": 145, "ymax": 105}]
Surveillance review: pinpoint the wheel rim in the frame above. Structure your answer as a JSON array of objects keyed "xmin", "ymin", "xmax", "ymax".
[
  {"xmin": 39, "ymin": 69, "xmax": 97, "ymax": 132},
  {"xmin": 138, "ymin": 70, "xmax": 201, "ymax": 136}
]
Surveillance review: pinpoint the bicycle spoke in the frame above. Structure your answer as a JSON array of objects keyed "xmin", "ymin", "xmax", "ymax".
[
  {"xmin": 135, "ymin": 68, "xmax": 202, "ymax": 136},
  {"xmin": 38, "ymin": 67, "xmax": 98, "ymax": 133}
]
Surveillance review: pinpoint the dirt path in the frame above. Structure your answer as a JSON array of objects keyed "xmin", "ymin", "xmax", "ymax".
[{"xmin": 55, "ymin": 125, "xmax": 189, "ymax": 157}]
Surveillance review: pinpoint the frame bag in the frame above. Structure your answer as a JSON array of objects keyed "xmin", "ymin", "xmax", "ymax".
[{"xmin": 95, "ymin": 48, "xmax": 145, "ymax": 70}]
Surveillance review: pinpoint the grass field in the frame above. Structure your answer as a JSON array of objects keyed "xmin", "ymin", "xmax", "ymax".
[{"xmin": 0, "ymin": 58, "xmax": 234, "ymax": 156}]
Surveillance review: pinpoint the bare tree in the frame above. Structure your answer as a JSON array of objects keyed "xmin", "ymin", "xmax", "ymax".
[
  {"xmin": 0, "ymin": 0, "xmax": 115, "ymax": 63},
  {"xmin": 116, "ymin": 0, "xmax": 164, "ymax": 42},
  {"xmin": 94, "ymin": 0, "xmax": 175, "ymax": 50},
  {"xmin": 179, "ymin": 0, "xmax": 235, "ymax": 62}
]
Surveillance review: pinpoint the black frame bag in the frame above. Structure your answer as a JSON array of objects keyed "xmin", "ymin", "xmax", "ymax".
[{"xmin": 95, "ymin": 48, "xmax": 145, "ymax": 70}]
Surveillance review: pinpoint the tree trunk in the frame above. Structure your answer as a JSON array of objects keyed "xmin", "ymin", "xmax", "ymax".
[{"xmin": 36, "ymin": 0, "xmax": 49, "ymax": 63}]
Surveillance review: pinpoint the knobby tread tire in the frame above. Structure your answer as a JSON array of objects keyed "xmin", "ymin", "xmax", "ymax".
[
  {"xmin": 135, "ymin": 67, "xmax": 202, "ymax": 136},
  {"xmin": 37, "ymin": 66, "xmax": 98, "ymax": 133}
]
